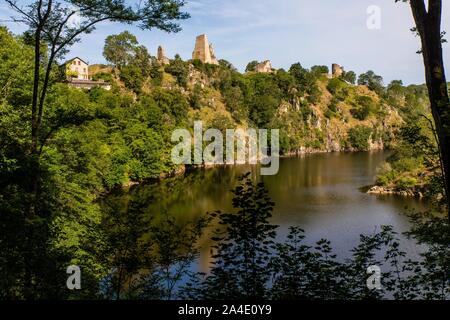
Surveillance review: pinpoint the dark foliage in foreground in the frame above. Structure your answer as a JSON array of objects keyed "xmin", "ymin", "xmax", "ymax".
[{"xmin": 180, "ymin": 175, "xmax": 449, "ymax": 300}]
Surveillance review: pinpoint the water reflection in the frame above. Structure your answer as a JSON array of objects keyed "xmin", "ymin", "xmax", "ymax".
[{"xmin": 104, "ymin": 151, "xmax": 428, "ymax": 273}]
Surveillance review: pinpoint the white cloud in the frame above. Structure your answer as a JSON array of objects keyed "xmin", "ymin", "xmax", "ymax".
[
  {"xmin": 2, "ymin": 0, "xmax": 449, "ymax": 84},
  {"xmin": 67, "ymin": 10, "xmax": 82, "ymax": 28}
]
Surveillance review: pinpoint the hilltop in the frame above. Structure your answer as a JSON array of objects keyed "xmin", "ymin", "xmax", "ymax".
[
  {"xmin": 88, "ymin": 54, "xmax": 428, "ymax": 157},
  {"xmin": 0, "ymin": 26, "xmax": 431, "ymax": 189}
]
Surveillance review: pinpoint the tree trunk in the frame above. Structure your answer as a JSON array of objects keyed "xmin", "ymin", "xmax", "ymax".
[
  {"xmin": 410, "ymin": 0, "xmax": 450, "ymax": 220},
  {"xmin": 31, "ymin": 29, "xmax": 41, "ymax": 156}
]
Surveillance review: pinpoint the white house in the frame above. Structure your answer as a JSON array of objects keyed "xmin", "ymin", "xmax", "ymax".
[
  {"xmin": 65, "ymin": 57, "xmax": 89, "ymax": 80},
  {"xmin": 63, "ymin": 57, "xmax": 111, "ymax": 91}
]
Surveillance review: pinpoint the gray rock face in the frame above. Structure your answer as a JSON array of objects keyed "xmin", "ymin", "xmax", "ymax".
[{"xmin": 367, "ymin": 185, "xmax": 421, "ymax": 197}]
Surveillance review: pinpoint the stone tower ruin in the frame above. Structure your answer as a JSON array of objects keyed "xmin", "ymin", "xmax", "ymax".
[
  {"xmin": 192, "ymin": 34, "xmax": 219, "ymax": 65},
  {"xmin": 332, "ymin": 63, "xmax": 344, "ymax": 77},
  {"xmin": 255, "ymin": 60, "xmax": 273, "ymax": 73},
  {"xmin": 157, "ymin": 45, "xmax": 170, "ymax": 65}
]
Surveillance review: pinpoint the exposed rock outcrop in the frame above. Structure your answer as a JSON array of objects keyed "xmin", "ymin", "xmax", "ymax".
[{"xmin": 367, "ymin": 185, "xmax": 424, "ymax": 198}]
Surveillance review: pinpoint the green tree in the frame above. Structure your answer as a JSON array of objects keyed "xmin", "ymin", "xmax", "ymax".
[
  {"xmin": 219, "ymin": 59, "xmax": 237, "ymax": 71},
  {"xmin": 245, "ymin": 60, "xmax": 259, "ymax": 72},
  {"xmin": 358, "ymin": 70, "xmax": 385, "ymax": 94},
  {"xmin": 120, "ymin": 64, "xmax": 144, "ymax": 93},
  {"xmin": 327, "ymin": 77, "xmax": 346, "ymax": 95},
  {"xmin": 396, "ymin": 0, "xmax": 450, "ymax": 219},
  {"xmin": 185, "ymin": 174, "xmax": 277, "ymax": 299},
  {"xmin": 182, "ymin": 175, "xmax": 449, "ymax": 300},
  {"xmin": 351, "ymin": 95, "xmax": 377, "ymax": 120},
  {"xmin": 342, "ymin": 70, "xmax": 357, "ymax": 84},
  {"xmin": 247, "ymin": 74, "xmax": 281, "ymax": 127},
  {"xmin": 133, "ymin": 45, "xmax": 152, "ymax": 77},
  {"xmin": 5, "ymin": 0, "xmax": 188, "ymax": 157},
  {"xmin": 165, "ymin": 55, "xmax": 189, "ymax": 88},
  {"xmin": 311, "ymin": 65, "xmax": 329, "ymax": 76},
  {"xmin": 289, "ymin": 63, "xmax": 319, "ymax": 100},
  {"xmin": 387, "ymin": 80, "xmax": 406, "ymax": 104},
  {"xmin": 103, "ymin": 31, "xmax": 139, "ymax": 69},
  {"xmin": 348, "ymin": 125, "xmax": 373, "ymax": 150},
  {"xmin": 2, "ymin": 0, "xmax": 189, "ymax": 299}
]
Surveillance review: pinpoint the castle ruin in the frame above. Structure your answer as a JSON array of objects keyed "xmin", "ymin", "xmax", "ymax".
[
  {"xmin": 192, "ymin": 34, "xmax": 219, "ymax": 65},
  {"xmin": 332, "ymin": 63, "xmax": 344, "ymax": 77},
  {"xmin": 157, "ymin": 45, "xmax": 170, "ymax": 65},
  {"xmin": 255, "ymin": 60, "xmax": 273, "ymax": 73}
]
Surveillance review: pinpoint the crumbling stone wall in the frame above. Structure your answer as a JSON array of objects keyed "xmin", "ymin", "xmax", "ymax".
[{"xmin": 192, "ymin": 34, "xmax": 219, "ymax": 65}]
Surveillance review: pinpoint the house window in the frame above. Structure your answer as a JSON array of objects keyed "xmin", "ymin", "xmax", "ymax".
[{"xmin": 78, "ymin": 61, "xmax": 81, "ymax": 65}]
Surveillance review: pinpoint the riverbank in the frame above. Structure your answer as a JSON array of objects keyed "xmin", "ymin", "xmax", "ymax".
[
  {"xmin": 106, "ymin": 151, "xmax": 426, "ymax": 276},
  {"xmin": 121, "ymin": 147, "xmax": 390, "ymax": 190},
  {"xmin": 366, "ymin": 185, "xmax": 425, "ymax": 198}
]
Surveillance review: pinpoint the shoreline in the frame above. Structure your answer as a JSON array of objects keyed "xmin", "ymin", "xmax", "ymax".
[
  {"xmin": 122, "ymin": 149, "xmax": 426, "ymax": 201},
  {"xmin": 366, "ymin": 185, "xmax": 425, "ymax": 198},
  {"xmin": 120, "ymin": 148, "xmax": 389, "ymax": 190}
]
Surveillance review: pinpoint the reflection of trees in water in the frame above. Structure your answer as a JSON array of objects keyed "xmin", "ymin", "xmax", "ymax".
[
  {"xmin": 102, "ymin": 173, "xmax": 449, "ymax": 300},
  {"xmin": 1, "ymin": 165, "xmax": 445, "ymax": 299},
  {"xmin": 100, "ymin": 191, "xmax": 209, "ymax": 300},
  {"xmin": 105, "ymin": 166, "xmax": 262, "ymax": 272}
]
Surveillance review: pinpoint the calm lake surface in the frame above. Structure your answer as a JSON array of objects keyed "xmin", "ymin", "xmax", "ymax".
[{"xmin": 106, "ymin": 151, "xmax": 429, "ymax": 272}]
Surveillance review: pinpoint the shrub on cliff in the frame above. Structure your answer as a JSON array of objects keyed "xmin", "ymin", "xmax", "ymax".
[
  {"xmin": 351, "ymin": 95, "xmax": 377, "ymax": 120},
  {"xmin": 327, "ymin": 77, "xmax": 346, "ymax": 95},
  {"xmin": 165, "ymin": 55, "xmax": 189, "ymax": 88},
  {"xmin": 348, "ymin": 125, "xmax": 373, "ymax": 151},
  {"xmin": 120, "ymin": 64, "xmax": 144, "ymax": 94}
]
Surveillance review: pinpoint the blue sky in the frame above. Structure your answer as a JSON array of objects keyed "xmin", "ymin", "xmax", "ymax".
[{"xmin": 1, "ymin": 0, "xmax": 450, "ymax": 85}]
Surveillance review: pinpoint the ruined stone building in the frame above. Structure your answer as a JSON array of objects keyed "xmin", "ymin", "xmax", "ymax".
[
  {"xmin": 157, "ymin": 46, "xmax": 170, "ymax": 65},
  {"xmin": 192, "ymin": 34, "xmax": 219, "ymax": 65},
  {"xmin": 255, "ymin": 60, "xmax": 273, "ymax": 73},
  {"xmin": 332, "ymin": 63, "xmax": 344, "ymax": 77}
]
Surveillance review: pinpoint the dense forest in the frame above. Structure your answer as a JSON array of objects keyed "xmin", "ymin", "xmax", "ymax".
[{"xmin": 0, "ymin": 24, "xmax": 449, "ymax": 299}]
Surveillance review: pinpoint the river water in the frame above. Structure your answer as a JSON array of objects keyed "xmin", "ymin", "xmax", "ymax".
[{"xmin": 105, "ymin": 151, "xmax": 428, "ymax": 273}]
